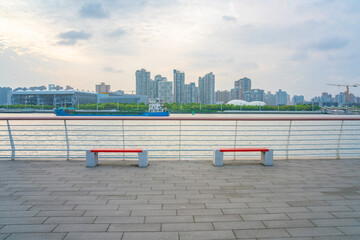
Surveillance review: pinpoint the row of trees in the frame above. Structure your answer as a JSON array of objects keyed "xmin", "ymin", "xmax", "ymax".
[{"xmin": 1, "ymin": 103, "xmax": 321, "ymax": 112}]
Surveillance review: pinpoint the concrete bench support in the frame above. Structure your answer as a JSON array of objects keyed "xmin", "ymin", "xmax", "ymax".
[
  {"xmin": 86, "ymin": 149, "xmax": 148, "ymax": 168},
  {"xmin": 213, "ymin": 148, "xmax": 273, "ymax": 167}
]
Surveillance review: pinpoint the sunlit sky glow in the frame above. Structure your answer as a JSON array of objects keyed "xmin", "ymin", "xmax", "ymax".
[{"xmin": 1, "ymin": 0, "xmax": 360, "ymax": 99}]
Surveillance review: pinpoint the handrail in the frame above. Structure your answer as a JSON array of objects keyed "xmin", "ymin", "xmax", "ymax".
[
  {"xmin": 1, "ymin": 116, "xmax": 360, "ymax": 121},
  {"xmin": 1, "ymin": 116, "xmax": 359, "ymax": 161}
]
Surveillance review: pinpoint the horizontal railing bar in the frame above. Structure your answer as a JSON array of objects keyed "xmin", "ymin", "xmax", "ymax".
[{"xmin": 2, "ymin": 116, "xmax": 360, "ymax": 121}]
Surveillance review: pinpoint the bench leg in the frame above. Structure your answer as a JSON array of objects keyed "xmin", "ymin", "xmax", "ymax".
[
  {"xmin": 86, "ymin": 150, "xmax": 98, "ymax": 167},
  {"xmin": 261, "ymin": 150, "xmax": 273, "ymax": 166},
  {"xmin": 213, "ymin": 149, "xmax": 223, "ymax": 167},
  {"xmin": 138, "ymin": 149, "xmax": 148, "ymax": 168}
]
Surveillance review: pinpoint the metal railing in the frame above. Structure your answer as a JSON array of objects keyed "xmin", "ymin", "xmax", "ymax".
[{"xmin": 1, "ymin": 116, "xmax": 360, "ymax": 161}]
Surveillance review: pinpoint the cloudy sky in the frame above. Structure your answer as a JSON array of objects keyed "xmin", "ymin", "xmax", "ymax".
[{"xmin": 1, "ymin": 0, "xmax": 359, "ymax": 99}]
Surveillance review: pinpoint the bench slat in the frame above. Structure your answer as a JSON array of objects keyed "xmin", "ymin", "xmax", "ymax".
[
  {"xmin": 219, "ymin": 148, "xmax": 269, "ymax": 152},
  {"xmin": 91, "ymin": 148, "xmax": 143, "ymax": 153}
]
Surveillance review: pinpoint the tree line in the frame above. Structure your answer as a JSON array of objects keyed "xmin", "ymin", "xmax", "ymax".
[{"xmin": 0, "ymin": 103, "xmax": 321, "ymax": 112}]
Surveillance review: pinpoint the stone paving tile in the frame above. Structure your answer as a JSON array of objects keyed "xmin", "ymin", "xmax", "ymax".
[
  {"xmin": 180, "ymin": 230, "xmax": 235, "ymax": 240},
  {"xmin": 262, "ymin": 219, "xmax": 315, "ymax": 228},
  {"xmin": 337, "ymin": 226, "xmax": 360, "ymax": 235},
  {"xmin": 287, "ymin": 227, "xmax": 344, "ymax": 237},
  {"xmin": 308, "ymin": 205, "xmax": 353, "ymax": 212},
  {"xmin": 29, "ymin": 204, "xmax": 76, "ymax": 211},
  {"xmin": 95, "ymin": 216, "xmax": 144, "ymax": 224},
  {"xmin": 234, "ymin": 229, "xmax": 291, "ymax": 238},
  {"xmin": 177, "ymin": 209, "xmax": 222, "ymax": 216},
  {"xmin": 265, "ymin": 207, "xmax": 310, "ymax": 213},
  {"xmin": 213, "ymin": 221, "xmax": 265, "ymax": 230},
  {"xmin": 36, "ymin": 210, "xmax": 85, "ymax": 217},
  {"xmin": 145, "ymin": 216, "xmax": 193, "ymax": 223},
  {"xmin": 241, "ymin": 213, "xmax": 290, "ymax": 221},
  {"xmin": 222, "ymin": 208, "xmax": 267, "ymax": 214},
  {"xmin": 131, "ymin": 209, "xmax": 176, "ymax": 216},
  {"xmin": 331, "ymin": 211, "xmax": 360, "ymax": 218},
  {"xmin": 44, "ymin": 216, "xmax": 96, "ymax": 224},
  {"xmin": 311, "ymin": 218, "xmax": 360, "ymax": 227},
  {"xmin": 83, "ymin": 210, "xmax": 130, "ymax": 216},
  {"xmin": 53, "ymin": 223, "xmax": 109, "ymax": 232},
  {"xmin": 163, "ymin": 204, "xmax": 205, "ymax": 209},
  {"xmin": 108, "ymin": 223, "xmax": 161, "ymax": 232},
  {"xmin": 64, "ymin": 232, "xmax": 123, "ymax": 240},
  {"xmin": 122, "ymin": 232, "xmax": 179, "ymax": 240},
  {"xmin": 162, "ymin": 223, "xmax": 213, "ymax": 231},
  {"xmin": 194, "ymin": 214, "xmax": 242, "ymax": 222},
  {"xmin": 0, "ymin": 224, "xmax": 56, "ymax": 233},
  {"xmin": 0, "ymin": 211, "xmax": 39, "ymax": 217},
  {"xmin": 286, "ymin": 212, "xmax": 336, "ymax": 219},
  {"xmin": 0, "ymin": 217, "xmax": 46, "ymax": 225},
  {"xmin": 5, "ymin": 233, "xmax": 67, "ymax": 240}
]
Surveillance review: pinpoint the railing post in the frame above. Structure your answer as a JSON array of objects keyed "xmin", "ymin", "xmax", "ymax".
[
  {"xmin": 234, "ymin": 120, "xmax": 238, "ymax": 160},
  {"xmin": 122, "ymin": 120, "xmax": 125, "ymax": 160},
  {"xmin": 286, "ymin": 120, "xmax": 292, "ymax": 160},
  {"xmin": 336, "ymin": 120, "xmax": 344, "ymax": 159},
  {"xmin": 6, "ymin": 120, "xmax": 15, "ymax": 160},
  {"xmin": 64, "ymin": 120, "xmax": 70, "ymax": 160},
  {"xmin": 179, "ymin": 120, "xmax": 181, "ymax": 160}
]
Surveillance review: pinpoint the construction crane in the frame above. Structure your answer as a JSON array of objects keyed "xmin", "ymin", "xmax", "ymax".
[{"xmin": 327, "ymin": 84, "xmax": 360, "ymax": 105}]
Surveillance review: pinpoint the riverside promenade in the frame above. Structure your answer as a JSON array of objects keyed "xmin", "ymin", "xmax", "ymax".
[{"xmin": 0, "ymin": 159, "xmax": 360, "ymax": 240}]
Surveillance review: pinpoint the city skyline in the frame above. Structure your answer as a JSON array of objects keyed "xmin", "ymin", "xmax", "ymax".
[{"xmin": 1, "ymin": 1, "xmax": 360, "ymax": 99}]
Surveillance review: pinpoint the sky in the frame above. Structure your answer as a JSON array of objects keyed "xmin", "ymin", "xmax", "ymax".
[{"xmin": 0, "ymin": 0, "xmax": 360, "ymax": 100}]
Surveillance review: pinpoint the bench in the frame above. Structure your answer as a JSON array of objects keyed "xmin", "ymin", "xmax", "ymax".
[
  {"xmin": 213, "ymin": 148, "xmax": 273, "ymax": 167},
  {"xmin": 86, "ymin": 148, "xmax": 148, "ymax": 168}
]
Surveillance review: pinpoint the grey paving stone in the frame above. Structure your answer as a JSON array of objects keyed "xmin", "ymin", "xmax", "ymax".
[
  {"xmin": 44, "ymin": 216, "xmax": 96, "ymax": 224},
  {"xmin": 108, "ymin": 223, "xmax": 161, "ymax": 232},
  {"xmin": 337, "ymin": 226, "xmax": 360, "ymax": 235},
  {"xmin": 29, "ymin": 204, "xmax": 76, "ymax": 211},
  {"xmin": 222, "ymin": 208, "xmax": 267, "ymax": 214},
  {"xmin": 64, "ymin": 232, "xmax": 123, "ymax": 240},
  {"xmin": 83, "ymin": 210, "xmax": 130, "ymax": 216},
  {"xmin": 234, "ymin": 229, "xmax": 291, "ymax": 238},
  {"xmin": 0, "ymin": 217, "xmax": 46, "ymax": 225},
  {"xmin": 332, "ymin": 211, "xmax": 360, "ymax": 218},
  {"xmin": 122, "ymin": 232, "xmax": 179, "ymax": 240},
  {"xmin": 131, "ymin": 209, "xmax": 176, "ymax": 216},
  {"xmin": 0, "ymin": 234, "xmax": 9, "ymax": 240},
  {"xmin": 311, "ymin": 218, "xmax": 360, "ymax": 227},
  {"xmin": 265, "ymin": 207, "xmax": 310, "ymax": 213},
  {"xmin": 0, "ymin": 211, "xmax": 39, "ymax": 217},
  {"xmin": 241, "ymin": 213, "xmax": 290, "ymax": 221},
  {"xmin": 162, "ymin": 223, "xmax": 213, "ymax": 231},
  {"xmin": 213, "ymin": 221, "xmax": 265, "ymax": 230},
  {"xmin": 53, "ymin": 223, "xmax": 109, "ymax": 232},
  {"xmin": 287, "ymin": 212, "xmax": 336, "ymax": 219},
  {"xmin": 314, "ymin": 236, "xmax": 360, "ymax": 240},
  {"xmin": 263, "ymin": 219, "xmax": 315, "ymax": 228},
  {"xmin": 95, "ymin": 216, "xmax": 144, "ymax": 224},
  {"xmin": 308, "ymin": 206, "xmax": 353, "ymax": 212},
  {"xmin": 36, "ymin": 210, "xmax": 85, "ymax": 217},
  {"xmin": 162, "ymin": 204, "xmax": 205, "ymax": 209},
  {"xmin": 287, "ymin": 227, "xmax": 344, "ymax": 237},
  {"xmin": 177, "ymin": 209, "xmax": 222, "ymax": 216},
  {"xmin": 145, "ymin": 216, "xmax": 194, "ymax": 223},
  {"xmin": 5, "ymin": 233, "xmax": 67, "ymax": 240},
  {"xmin": 0, "ymin": 224, "xmax": 56, "ymax": 233},
  {"xmin": 194, "ymin": 214, "xmax": 242, "ymax": 222},
  {"xmin": 180, "ymin": 230, "xmax": 235, "ymax": 240}
]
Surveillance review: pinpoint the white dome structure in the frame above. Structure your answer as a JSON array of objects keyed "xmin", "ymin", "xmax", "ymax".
[{"xmin": 227, "ymin": 100, "xmax": 266, "ymax": 106}]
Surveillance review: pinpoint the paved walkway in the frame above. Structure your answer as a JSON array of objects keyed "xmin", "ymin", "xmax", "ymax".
[{"xmin": 0, "ymin": 159, "xmax": 359, "ymax": 240}]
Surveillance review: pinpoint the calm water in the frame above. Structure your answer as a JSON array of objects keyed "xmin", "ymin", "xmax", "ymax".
[{"xmin": 0, "ymin": 113, "xmax": 359, "ymax": 160}]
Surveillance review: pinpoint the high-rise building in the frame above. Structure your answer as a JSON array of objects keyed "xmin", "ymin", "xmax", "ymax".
[
  {"xmin": 154, "ymin": 75, "xmax": 167, "ymax": 98},
  {"xmin": 243, "ymin": 89, "xmax": 264, "ymax": 102},
  {"xmin": 173, "ymin": 69, "xmax": 185, "ymax": 103},
  {"xmin": 184, "ymin": 82, "xmax": 198, "ymax": 103},
  {"xmin": 276, "ymin": 89, "xmax": 288, "ymax": 106},
  {"xmin": 216, "ymin": 90, "xmax": 231, "ymax": 104},
  {"xmin": 158, "ymin": 80, "xmax": 173, "ymax": 103},
  {"xmin": 136, "ymin": 68, "xmax": 150, "ymax": 97},
  {"xmin": 233, "ymin": 77, "xmax": 251, "ymax": 100},
  {"xmin": 264, "ymin": 91, "xmax": 277, "ymax": 106},
  {"xmin": 95, "ymin": 82, "xmax": 110, "ymax": 93},
  {"xmin": 198, "ymin": 72, "xmax": 215, "ymax": 105},
  {"xmin": 0, "ymin": 87, "xmax": 12, "ymax": 105},
  {"xmin": 292, "ymin": 95, "xmax": 305, "ymax": 105}
]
